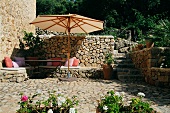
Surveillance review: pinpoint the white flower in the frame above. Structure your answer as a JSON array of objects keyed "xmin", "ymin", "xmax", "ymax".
[
  {"xmin": 115, "ymin": 92, "xmax": 120, "ymax": 97},
  {"xmin": 69, "ymin": 108, "xmax": 76, "ymax": 113},
  {"xmin": 101, "ymin": 97, "xmax": 105, "ymax": 100},
  {"xmin": 57, "ymin": 96, "xmax": 66, "ymax": 106},
  {"xmin": 103, "ymin": 105, "xmax": 108, "ymax": 111},
  {"xmin": 137, "ymin": 92, "xmax": 145, "ymax": 97},
  {"xmin": 120, "ymin": 92, "xmax": 125, "ymax": 96},
  {"xmin": 47, "ymin": 109, "xmax": 53, "ymax": 113},
  {"xmin": 49, "ymin": 101, "xmax": 52, "ymax": 107},
  {"xmin": 122, "ymin": 97, "xmax": 125, "ymax": 101}
]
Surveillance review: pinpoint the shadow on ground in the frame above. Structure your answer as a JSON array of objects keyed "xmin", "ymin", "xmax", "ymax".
[{"xmin": 90, "ymin": 78, "xmax": 170, "ymax": 107}]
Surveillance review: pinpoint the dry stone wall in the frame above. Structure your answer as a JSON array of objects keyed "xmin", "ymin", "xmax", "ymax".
[
  {"xmin": 0, "ymin": 0, "xmax": 36, "ymax": 68},
  {"xmin": 130, "ymin": 47, "xmax": 170, "ymax": 88},
  {"xmin": 42, "ymin": 35, "xmax": 114, "ymax": 67}
]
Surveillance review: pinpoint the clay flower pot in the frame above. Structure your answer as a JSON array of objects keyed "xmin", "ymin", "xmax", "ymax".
[
  {"xmin": 103, "ymin": 64, "xmax": 113, "ymax": 80},
  {"xmin": 145, "ymin": 38, "xmax": 154, "ymax": 48}
]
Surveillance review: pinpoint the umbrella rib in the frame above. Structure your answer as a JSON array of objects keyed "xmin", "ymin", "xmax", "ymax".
[
  {"xmin": 30, "ymin": 18, "xmax": 59, "ymax": 24},
  {"xmin": 70, "ymin": 19, "xmax": 87, "ymax": 33},
  {"xmin": 57, "ymin": 16, "xmax": 68, "ymax": 28},
  {"xmin": 78, "ymin": 19, "xmax": 103, "ymax": 30},
  {"xmin": 41, "ymin": 17, "xmax": 68, "ymax": 31},
  {"xmin": 71, "ymin": 15, "xmax": 103, "ymax": 23},
  {"xmin": 71, "ymin": 18, "xmax": 103, "ymax": 31}
]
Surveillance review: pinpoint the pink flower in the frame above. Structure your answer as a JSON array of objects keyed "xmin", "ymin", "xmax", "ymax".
[{"xmin": 21, "ymin": 95, "xmax": 28, "ymax": 102}]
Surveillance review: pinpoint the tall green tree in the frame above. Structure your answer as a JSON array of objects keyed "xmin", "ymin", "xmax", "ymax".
[
  {"xmin": 36, "ymin": 0, "xmax": 170, "ymax": 39},
  {"xmin": 36, "ymin": 0, "xmax": 82, "ymax": 15},
  {"xmin": 36, "ymin": 0, "xmax": 57, "ymax": 15}
]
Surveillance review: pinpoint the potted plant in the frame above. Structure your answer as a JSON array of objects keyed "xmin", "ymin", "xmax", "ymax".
[
  {"xmin": 17, "ymin": 90, "xmax": 79, "ymax": 113},
  {"xmin": 145, "ymin": 34, "xmax": 154, "ymax": 48},
  {"xmin": 21, "ymin": 31, "xmax": 45, "ymax": 65},
  {"xmin": 102, "ymin": 52, "xmax": 114, "ymax": 80},
  {"xmin": 96, "ymin": 90, "xmax": 155, "ymax": 113}
]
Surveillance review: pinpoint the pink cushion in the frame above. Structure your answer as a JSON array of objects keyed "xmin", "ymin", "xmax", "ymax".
[
  {"xmin": 4, "ymin": 57, "xmax": 13, "ymax": 68},
  {"xmin": 72, "ymin": 58, "xmax": 80, "ymax": 66},
  {"xmin": 64, "ymin": 57, "xmax": 75, "ymax": 66},
  {"xmin": 47, "ymin": 59, "xmax": 52, "ymax": 66},
  {"xmin": 51, "ymin": 58, "xmax": 62, "ymax": 66},
  {"xmin": 14, "ymin": 57, "xmax": 25, "ymax": 66},
  {"xmin": 12, "ymin": 61, "xmax": 19, "ymax": 68}
]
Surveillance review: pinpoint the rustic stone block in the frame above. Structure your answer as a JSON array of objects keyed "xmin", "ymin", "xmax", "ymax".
[{"xmin": 158, "ymin": 75, "xmax": 168, "ymax": 82}]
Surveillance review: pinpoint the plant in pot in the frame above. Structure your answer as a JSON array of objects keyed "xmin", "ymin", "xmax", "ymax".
[
  {"xmin": 21, "ymin": 31, "xmax": 45, "ymax": 66},
  {"xmin": 102, "ymin": 52, "xmax": 114, "ymax": 80},
  {"xmin": 144, "ymin": 34, "xmax": 155, "ymax": 48},
  {"xmin": 96, "ymin": 90, "xmax": 155, "ymax": 113}
]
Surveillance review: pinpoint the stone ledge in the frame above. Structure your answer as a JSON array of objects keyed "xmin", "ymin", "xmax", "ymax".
[
  {"xmin": 0, "ymin": 67, "xmax": 33, "ymax": 82},
  {"xmin": 39, "ymin": 67, "xmax": 103, "ymax": 79},
  {"xmin": 130, "ymin": 47, "xmax": 170, "ymax": 88}
]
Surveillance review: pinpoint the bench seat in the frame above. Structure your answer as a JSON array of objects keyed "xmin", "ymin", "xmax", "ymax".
[{"xmin": 38, "ymin": 65, "xmax": 102, "ymax": 78}]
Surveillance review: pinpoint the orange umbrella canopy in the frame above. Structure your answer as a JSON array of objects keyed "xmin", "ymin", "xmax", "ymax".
[
  {"xmin": 30, "ymin": 14, "xmax": 104, "ymax": 74},
  {"xmin": 30, "ymin": 14, "xmax": 104, "ymax": 34}
]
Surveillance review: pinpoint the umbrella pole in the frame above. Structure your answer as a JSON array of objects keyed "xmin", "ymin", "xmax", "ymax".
[{"xmin": 67, "ymin": 29, "xmax": 70, "ymax": 78}]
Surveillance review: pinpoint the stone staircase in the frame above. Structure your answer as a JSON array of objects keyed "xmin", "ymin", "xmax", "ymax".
[{"xmin": 113, "ymin": 50, "xmax": 145, "ymax": 82}]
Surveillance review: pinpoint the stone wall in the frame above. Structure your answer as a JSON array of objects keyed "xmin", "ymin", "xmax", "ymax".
[
  {"xmin": 130, "ymin": 47, "xmax": 170, "ymax": 87},
  {"xmin": 42, "ymin": 35, "xmax": 114, "ymax": 67},
  {"xmin": 0, "ymin": 0, "xmax": 36, "ymax": 68}
]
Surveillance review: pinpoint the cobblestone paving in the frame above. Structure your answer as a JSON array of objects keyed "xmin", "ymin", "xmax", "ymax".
[{"xmin": 0, "ymin": 78, "xmax": 170, "ymax": 113}]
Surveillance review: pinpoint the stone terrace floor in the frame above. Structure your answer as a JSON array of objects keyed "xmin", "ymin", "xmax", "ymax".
[{"xmin": 0, "ymin": 78, "xmax": 170, "ymax": 113}]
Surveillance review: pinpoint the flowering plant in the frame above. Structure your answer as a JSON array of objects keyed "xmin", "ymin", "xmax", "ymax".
[
  {"xmin": 17, "ymin": 90, "xmax": 79, "ymax": 113},
  {"xmin": 97, "ymin": 90, "xmax": 155, "ymax": 113}
]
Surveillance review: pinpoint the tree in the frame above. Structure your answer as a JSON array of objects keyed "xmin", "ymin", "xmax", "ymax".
[
  {"xmin": 36, "ymin": 0, "xmax": 170, "ymax": 40},
  {"xmin": 36, "ymin": 0, "xmax": 82, "ymax": 15},
  {"xmin": 36, "ymin": 0, "xmax": 57, "ymax": 15}
]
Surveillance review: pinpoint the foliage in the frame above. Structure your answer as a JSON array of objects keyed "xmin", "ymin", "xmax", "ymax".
[
  {"xmin": 159, "ymin": 49, "xmax": 170, "ymax": 68},
  {"xmin": 36, "ymin": 0, "xmax": 82, "ymax": 16},
  {"xmin": 36, "ymin": 0, "xmax": 170, "ymax": 41},
  {"xmin": 17, "ymin": 90, "xmax": 79, "ymax": 113},
  {"xmin": 21, "ymin": 31, "xmax": 45, "ymax": 57},
  {"xmin": 97, "ymin": 90, "xmax": 155, "ymax": 113},
  {"xmin": 148, "ymin": 19, "xmax": 170, "ymax": 47},
  {"xmin": 97, "ymin": 90, "xmax": 123, "ymax": 113},
  {"xmin": 104, "ymin": 52, "xmax": 114, "ymax": 65}
]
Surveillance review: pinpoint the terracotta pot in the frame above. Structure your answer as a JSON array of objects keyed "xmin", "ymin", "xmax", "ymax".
[
  {"xmin": 103, "ymin": 64, "xmax": 113, "ymax": 80},
  {"xmin": 96, "ymin": 108, "xmax": 102, "ymax": 113},
  {"xmin": 145, "ymin": 38, "xmax": 154, "ymax": 48},
  {"xmin": 137, "ymin": 44, "xmax": 144, "ymax": 50}
]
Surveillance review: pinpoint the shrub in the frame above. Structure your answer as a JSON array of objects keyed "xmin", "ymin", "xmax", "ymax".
[
  {"xmin": 97, "ymin": 90, "xmax": 156, "ymax": 113},
  {"xmin": 17, "ymin": 90, "xmax": 79, "ymax": 113}
]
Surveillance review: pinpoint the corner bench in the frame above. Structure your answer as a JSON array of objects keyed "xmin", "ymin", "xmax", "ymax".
[
  {"xmin": 0, "ymin": 67, "xmax": 34, "ymax": 82},
  {"xmin": 38, "ymin": 66, "xmax": 103, "ymax": 78}
]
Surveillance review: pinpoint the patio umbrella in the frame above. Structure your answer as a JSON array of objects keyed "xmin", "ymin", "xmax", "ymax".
[{"xmin": 30, "ymin": 14, "xmax": 104, "ymax": 78}]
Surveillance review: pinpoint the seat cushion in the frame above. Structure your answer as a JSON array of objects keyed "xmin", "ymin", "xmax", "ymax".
[
  {"xmin": 72, "ymin": 58, "xmax": 80, "ymax": 66},
  {"xmin": 4, "ymin": 57, "xmax": 13, "ymax": 68},
  {"xmin": 64, "ymin": 57, "xmax": 75, "ymax": 66},
  {"xmin": 51, "ymin": 57, "xmax": 62, "ymax": 66},
  {"xmin": 14, "ymin": 57, "xmax": 26, "ymax": 66},
  {"xmin": 12, "ymin": 61, "xmax": 19, "ymax": 68},
  {"xmin": 47, "ymin": 59, "xmax": 52, "ymax": 66}
]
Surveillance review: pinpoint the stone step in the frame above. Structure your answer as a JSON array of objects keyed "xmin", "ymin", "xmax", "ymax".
[
  {"xmin": 114, "ymin": 59, "xmax": 133, "ymax": 64},
  {"xmin": 117, "ymin": 74, "xmax": 145, "ymax": 82},
  {"xmin": 114, "ymin": 52, "xmax": 144, "ymax": 82},
  {"xmin": 114, "ymin": 53, "xmax": 130, "ymax": 59},
  {"xmin": 116, "ymin": 68, "xmax": 141, "ymax": 75},
  {"xmin": 114, "ymin": 64, "xmax": 135, "ymax": 68}
]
